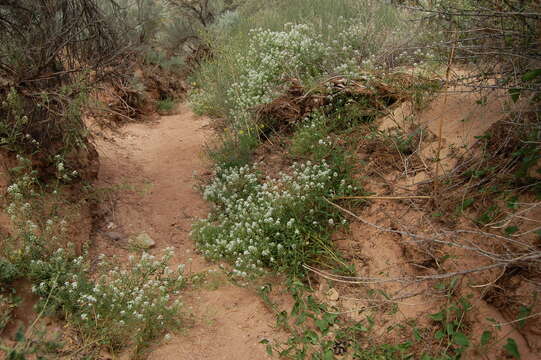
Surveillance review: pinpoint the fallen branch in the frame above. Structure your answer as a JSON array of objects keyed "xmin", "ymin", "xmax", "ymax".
[
  {"xmin": 333, "ymin": 195, "xmax": 431, "ymax": 201},
  {"xmin": 318, "ymin": 198, "xmax": 541, "ymax": 284}
]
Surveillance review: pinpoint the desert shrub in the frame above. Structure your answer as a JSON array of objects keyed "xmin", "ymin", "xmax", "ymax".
[
  {"xmin": 1, "ymin": 157, "xmax": 185, "ymax": 354},
  {"xmin": 160, "ymin": 0, "xmax": 236, "ymax": 54},
  {"xmin": 29, "ymin": 247, "xmax": 185, "ymax": 350},
  {"xmin": 190, "ymin": 0, "xmax": 434, "ymax": 130},
  {"xmin": 192, "ymin": 160, "xmax": 359, "ymax": 277},
  {"xmin": 0, "ymin": 0, "xmax": 133, "ymax": 174}
]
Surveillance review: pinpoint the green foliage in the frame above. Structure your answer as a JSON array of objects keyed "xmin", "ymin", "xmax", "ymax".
[
  {"xmin": 192, "ymin": 160, "xmax": 359, "ymax": 277},
  {"xmin": 156, "ymin": 97, "xmax": 176, "ymax": 113},
  {"xmin": 206, "ymin": 131, "xmax": 260, "ymax": 168},
  {"xmin": 504, "ymin": 338, "xmax": 521, "ymax": 359},
  {"xmin": 427, "ymin": 295, "xmax": 473, "ymax": 359},
  {"xmin": 0, "ymin": 295, "xmax": 19, "ymax": 333},
  {"xmin": 290, "ymin": 112, "xmax": 333, "ymax": 161},
  {"xmin": 29, "ymin": 247, "xmax": 185, "ymax": 351},
  {"xmin": 0, "ymin": 258, "xmax": 20, "ymax": 285},
  {"xmin": 1, "ymin": 157, "xmax": 185, "ymax": 355},
  {"xmin": 190, "ymin": 0, "xmax": 432, "ymax": 127}
]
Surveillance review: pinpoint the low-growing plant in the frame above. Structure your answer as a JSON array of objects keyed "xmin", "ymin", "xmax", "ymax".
[
  {"xmin": 192, "ymin": 160, "xmax": 359, "ymax": 278},
  {"xmin": 290, "ymin": 113, "xmax": 333, "ymax": 161},
  {"xmin": 205, "ymin": 131, "xmax": 260, "ymax": 168},
  {"xmin": 29, "ymin": 247, "xmax": 185, "ymax": 352},
  {"xmin": 156, "ymin": 97, "xmax": 176, "ymax": 114},
  {"xmin": 1, "ymin": 156, "xmax": 185, "ymax": 356},
  {"xmin": 0, "ymin": 259, "xmax": 20, "ymax": 286},
  {"xmin": 0, "ymin": 294, "xmax": 19, "ymax": 333}
]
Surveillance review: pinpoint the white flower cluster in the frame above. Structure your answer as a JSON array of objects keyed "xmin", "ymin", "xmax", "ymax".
[
  {"xmin": 193, "ymin": 161, "xmax": 353, "ymax": 276},
  {"xmin": 5, "ymin": 156, "xmax": 68, "ymax": 253},
  {"xmin": 54, "ymin": 154, "xmax": 78, "ymax": 182},
  {"xmin": 29, "ymin": 247, "xmax": 184, "ymax": 346},
  {"xmin": 225, "ymin": 24, "xmax": 329, "ymax": 128}
]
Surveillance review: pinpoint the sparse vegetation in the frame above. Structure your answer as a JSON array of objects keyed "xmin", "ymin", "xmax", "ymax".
[
  {"xmin": 1, "ymin": 157, "xmax": 186, "ymax": 357},
  {"xmin": 1, "ymin": 0, "xmax": 539, "ymax": 358},
  {"xmin": 188, "ymin": 0, "xmax": 540, "ymax": 359}
]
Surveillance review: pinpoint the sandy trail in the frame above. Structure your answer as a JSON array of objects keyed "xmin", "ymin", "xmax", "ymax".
[{"xmin": 94, "ymin": 104, "xmax": 276, "ymax": 359}]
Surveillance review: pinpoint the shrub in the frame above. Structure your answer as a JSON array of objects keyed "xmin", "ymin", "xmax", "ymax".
[
  {"xmin": 192, "ymin": 160, "xmax": 359, "ymax": 277},
  {"xmin": 2, "ymin": 157, "xmax": 185, "ymax": 354},
  {"xmin": 29, "ymin": 247, "xmax": 185, "ymax": 350},
  {"xmin": 190, "ymin": 0, "xmax": 434, "ymax": 127},
  {"xmin": 0, "ymin": 0, "xmax": 131, "ymax": 166}
]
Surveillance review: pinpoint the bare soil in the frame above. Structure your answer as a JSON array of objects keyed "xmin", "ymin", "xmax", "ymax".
[
  {"xmin": 321, "ymin": 87, "xmax": 541, "ymax": 359},
  {"xmin": 92, "ymin": 104, "xmax": 278, "ymax": 359}
]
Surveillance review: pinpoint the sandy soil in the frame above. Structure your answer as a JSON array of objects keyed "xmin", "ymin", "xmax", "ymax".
[{"xmin": 92, "ymin": 104, "xmax": 277, "ymax": 359}]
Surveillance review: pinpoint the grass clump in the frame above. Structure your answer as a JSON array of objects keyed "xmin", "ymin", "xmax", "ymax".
[
  {"xmin": 192, "ymin": 160, "xmax": 359, "ymax": 278},
  {"xmin": 156, "ymin": 97, "xmax": 176, "ymax": 114}
]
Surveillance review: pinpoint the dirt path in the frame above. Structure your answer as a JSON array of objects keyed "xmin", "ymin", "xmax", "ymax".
[{"xmin": 93, "ymin": 104, "xmax": 277, "ymax": 359}]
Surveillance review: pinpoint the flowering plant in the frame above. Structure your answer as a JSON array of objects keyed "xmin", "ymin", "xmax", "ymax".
[{"xmin": 192, "ymin": 160, "xmax": 358, "ymax": 277}]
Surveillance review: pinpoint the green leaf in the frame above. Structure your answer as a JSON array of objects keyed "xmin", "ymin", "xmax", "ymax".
[
  {"xmin": 522, "ymin": 69, "xmax": 541, "ymax": 82},
  {"xmin": 481, "ymin": 330, "xmax": 492, "ymax": 346},
  {"xmin": 434, "ymin": 282, "xmax": 446, "ymax": 291},
  {"xmin": 446, "ymin": 322, "xmax": 455, "ymax": 336},
  {"xmin": 322, "ymin": 349, "xmax": 334, "ymax": 360},
  {"xmin": 291, "ymin": 300, "xmax": 301, "ymax": 316},
  {"xmin": 351, "ymin": 322, "xmax": 368, "ymax": 332},
  {"xmin": 504, "ymin": 338, "xmax": 521, "ymax": 359},
  {"xmin": 304, "ymin": 330, "xmax": 319, "ymax": 345},
  {"xmin": 509, "ymin": 88, "xmax": 521, "ymax": 103},
  {"xmin": 315, "ymin": 319, "xmax": 329, "ymax": 333},
  {"xmin": 518, "ymin": 305, "xmax": 531, "ymax": 328},
  {"xmin": 434, "ymin": 330, "xmax": 445, "ymax": 340},
  {"xmin": 430, "ymin": 311, "xmax": 445, "ymax": 322},
  {"xmin": 453, "ymin": 332, "xmax": 470, "ymax": 347},
  {"xmin": 507, "ymin": 196, "xmax": 519, "ymax": 209},
  {"xmin": 323, "ymin": 313, "xmax": 337, "ymax": 325},
  {"xmin": 449, "ymin": 277, "xmax": 459, "ymax": 291},
  {"xmin": 295, "ymin": 312, "xmax": 307, "ymax": 326},
  {"xmin": 413, "ymin": 327, "xmax": 422, "ymax": 342},
  {"xmin": 14, "ymin": 327, "xmax": 25, "ymax": 343},
  {"xmin": 505, "ymin": 226, "xmax": 519, "ymax": 235},
  {"xmin": 460, "ymin": 198, "xmax": 475, "ymax": 211}
]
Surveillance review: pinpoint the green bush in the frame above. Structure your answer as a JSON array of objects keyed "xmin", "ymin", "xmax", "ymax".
[
  {"xmin": 29, "ymin": 247, "xmax": 185, "ymax": 350},
  {"xmin": 2, "ymin": 157, "xmax": 185, "ymax": 353},
  {"xmin": 0, "ymin": 258, "xmax": 19, "ymax": 285},
  {"xmin": 192, "ymin": 160, "xmax": 359, "ymax": 277},
  {"xmin": 190, "ymin": 0, "xmax": 433, "ymax": 128}
]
